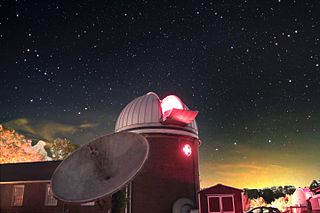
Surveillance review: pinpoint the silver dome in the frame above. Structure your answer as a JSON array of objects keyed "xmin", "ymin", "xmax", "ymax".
[{"xmin": 115, "ymin": 92, "xmax": 198, "ymax": 138}]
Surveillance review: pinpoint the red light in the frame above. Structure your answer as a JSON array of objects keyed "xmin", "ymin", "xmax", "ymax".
[
  {"xmin": 161, "ymin": 95, "xmax": 198, "ymax": 125},
  {"xmin": 182, "ymin": 144, "xmax": 192, "ymax": 157},
  {"xmin": 161, "ymin": 95, "xmax": 184, "ymax": 117}
]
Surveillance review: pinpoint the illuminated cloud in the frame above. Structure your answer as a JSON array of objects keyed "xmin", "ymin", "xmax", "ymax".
[
  {"xmin": 79, "ymin": 123, "xmax": 99, "ymax": 128},
  {"xmin": 39, "ymin": 122, "xmax": 77, "ymax": 140},
  {"xmin": 5, "ymin": 118, "xmax": 36, "ymax": 134},
  {"xmin": 4, "ymin": 118, "xmax": 99, "ymax": 142}
]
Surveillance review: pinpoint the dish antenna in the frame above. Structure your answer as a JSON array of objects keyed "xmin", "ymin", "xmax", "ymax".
[{"xmin": 51, "ymin": 132, "xmax": 149, "ymax": 203}]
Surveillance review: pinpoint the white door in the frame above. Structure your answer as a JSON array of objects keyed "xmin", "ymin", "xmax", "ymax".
[{"xmin": 207, "ymin": 195, "xmax": 235, "ymax": 213}]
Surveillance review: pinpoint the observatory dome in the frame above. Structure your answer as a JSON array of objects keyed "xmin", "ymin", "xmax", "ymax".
[{"xmin": 115, "ymin": 92, "xmax": 198, "ymax": 138}]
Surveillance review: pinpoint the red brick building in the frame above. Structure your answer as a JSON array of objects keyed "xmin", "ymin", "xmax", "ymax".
[{"xmin": 0, "ymin": 161, "xmax": 112, "ymax": 213}]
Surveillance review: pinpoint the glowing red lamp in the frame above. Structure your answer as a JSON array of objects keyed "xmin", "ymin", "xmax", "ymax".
[
  {"xmin": 160, "ymin": 95, "xmax": 198, "ymax": 125},
  {"xmin": 182, "ymin": 144, "xmax": 192, "ymax": 157}
]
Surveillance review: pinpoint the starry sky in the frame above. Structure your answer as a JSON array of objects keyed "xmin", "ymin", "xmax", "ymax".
[{"xmin": 1, "ymin": 0, "xmax": 319, "ymax": 189}]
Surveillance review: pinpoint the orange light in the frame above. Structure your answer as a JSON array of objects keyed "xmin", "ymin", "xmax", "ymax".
[
  {"xmin": 182, "ymin": 144, "xmax": 192, "ymax": 157},
  {"xmin": 161, "ymin": 95, "xmax": 184, "ymax": 116}
]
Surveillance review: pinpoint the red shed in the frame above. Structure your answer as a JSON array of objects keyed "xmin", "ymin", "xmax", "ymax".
[{"xmin": 198, "ymin": 184, "xmax": 243, "ymax": 213}]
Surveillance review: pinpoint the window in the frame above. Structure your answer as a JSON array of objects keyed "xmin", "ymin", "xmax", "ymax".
[
  {"xmin": 12, "ymin": 185, "xmax": 24, "ymax": 206},
  {"xmin": 208, "ymin": 197, "xmax": 220, "ymax": 212},
  {"xmin": 45, "ymin": 184, "xmax": 58, "ymax": 206},
  {"xmin": 207, "ymin": 195, "xmax": 235, "ymax": 213},
  {"xmin": 222, "ymin": 196, "xmax": 233, "ymax": 212}
]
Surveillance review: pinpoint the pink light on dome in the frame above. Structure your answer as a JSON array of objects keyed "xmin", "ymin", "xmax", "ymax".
[
  {"xmin": 160, "ymin": 95, "xmax": 198, "ymax": 125},
  {"xmin": 182, "ymin": 144, "xmax": 192, "ymax": 157},
  {"xmin": 161, "ymin": 95, "xmax": 184, "ymax": 116}
]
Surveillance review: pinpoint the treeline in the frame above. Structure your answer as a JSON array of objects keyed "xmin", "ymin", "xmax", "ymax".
[
  {"xmin": 0, "ymin": 124, "xmax": 78, "ymax": 164},
  {"xmin": 244, "ymin": 186, "xmax": 296, "ymax": 204}
]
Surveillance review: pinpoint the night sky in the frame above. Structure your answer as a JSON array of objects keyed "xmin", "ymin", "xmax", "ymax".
[{"xmin": 1, "ymin": 0, "xmax": 319, "ymax": 189}]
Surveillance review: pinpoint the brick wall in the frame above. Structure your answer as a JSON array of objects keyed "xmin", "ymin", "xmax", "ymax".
[{"xmin": 131, "ymin": 134, "xmax": 200, "ymax": 213}]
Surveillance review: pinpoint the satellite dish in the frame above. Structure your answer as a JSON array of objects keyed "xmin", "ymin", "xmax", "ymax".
[
  {"xmin": 172, "ymin": 198, "xmax": 195, "ymax": 213},
  {"xmin": 51, "ymin": 132, "xmax": 149, "ymax": 203}
]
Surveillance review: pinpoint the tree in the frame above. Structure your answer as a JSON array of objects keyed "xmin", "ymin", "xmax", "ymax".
[
  {"xmin": 262, "ymin": 188, "xmax": 275, "ymax": 204},
  {"xmin": 284, "ymin": 185, "xmax": 296, "ymax": 195},
  {"xmin": 249, "ymin": 197, "xmax": 267, "ymax": 209},
  {"xmin": 242, "ymin": 194, "xmax": 251, "ymax": 211},
  {"xmin": 244, "ymin": 188, "xmax": 260, "ymax": 199},
  {"xmin": 270, "ymin": 194, "xmax": 293, "ymax": 212},
  {"xmin": 49, "ymin": 138, "xmax": 79, "ymax": 160},
  {"xmin": 0, "ymin": 125, "xmax": 44, "ymax": 164},
  {"xmin": 274, "ymin": 187, "xmax": 285, "ymax": 199}
]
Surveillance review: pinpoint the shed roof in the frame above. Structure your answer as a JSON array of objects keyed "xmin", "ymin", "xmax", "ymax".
[
  {"xmin": 115, "ymin": 92, "xmax": 199, "ymax": 138},
  {"xmin": 199, "ymin": 184, "xmax": 243, "ymax": 194}
]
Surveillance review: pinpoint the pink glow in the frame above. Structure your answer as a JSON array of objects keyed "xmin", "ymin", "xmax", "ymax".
[
  {"xmin": 161, "ymin": 95, "xmax": 184, "ymax": 116},
  {"xmin": 163, "ymin": 108, "xmax": 198, "ymax": 125},
  {"xmin": 182, "ymin": 144, "xmax": 192, "ymax": 157}
]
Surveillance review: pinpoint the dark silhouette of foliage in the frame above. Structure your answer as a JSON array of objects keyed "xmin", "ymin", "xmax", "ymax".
[
  {"xmin": 244, "ymin": 189, "xmax": 260, "ymax": 199},
  {"xmin": 111, "ymin": 189, "xmax": 127, "ymax": 213},
  {"xmin": 283, "ymin": 185, "xmax": 296, "ymax": 195},
  {"xmin": 244, "ymin": 185, "xmax": 296, "ymax": 201},
  {"xmin": 262, "ymin": 188, "xmax": 274, "ymax": 204},
  {"xmin": 274, "ymin": 186, "xmax": 285, "ymax": 199}
]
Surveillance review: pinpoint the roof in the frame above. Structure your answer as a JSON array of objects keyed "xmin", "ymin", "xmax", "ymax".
[
  {"xmin": 0, "ymin": 161, "xmax": 61, "ymax": 183},
  {"xmin": 199, "ymin": 184, "xmax": 243, "ymax": 194},
  {"xmin": 115, "ymin": 92, "xmax": 199, "ymax": 138}
]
